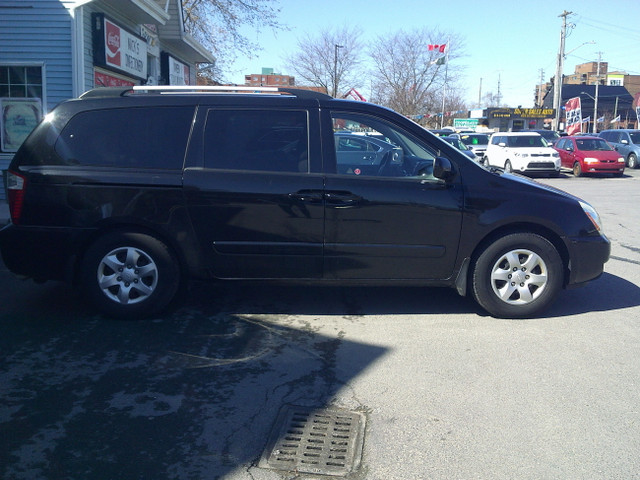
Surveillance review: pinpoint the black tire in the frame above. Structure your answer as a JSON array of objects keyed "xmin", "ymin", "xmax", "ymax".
[
  {"xmin": 471, "ymin": 233, "xmax": 563, "ymax": 318},
  {"xmin": 628, "ymin": 153, "xmax": 638, "ymax": 169},
  {"xmin": 504, "ymin": 160, "xmax": 513, "ymax": 173},
  {"xmin": 573, "ymin": 162, "xmax": 583, "ymax": 177},
  {"xmin": 80, "ymin": 231, "xmax": 181, "ymax": 319}
]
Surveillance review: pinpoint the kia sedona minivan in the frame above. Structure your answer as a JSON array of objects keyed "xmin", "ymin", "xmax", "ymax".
[{"xmin": 0, "ymin": 86, "xmax": 610, "ymax": 319}]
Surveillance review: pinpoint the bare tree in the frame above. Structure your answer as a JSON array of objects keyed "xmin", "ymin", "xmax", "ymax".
[
  {"xmin": 369, "ymin": 28, "xmax": 465, "ymax": 119},
  {"xmin": 285, "ymin": 26, "xmax": 363, "ymax": 97},
  {"xmin": 182, "ymin": 0, "xmax": 284, "ymax": 82}
]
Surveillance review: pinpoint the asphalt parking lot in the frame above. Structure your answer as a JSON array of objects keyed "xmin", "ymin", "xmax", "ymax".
[{"xmin": 1, "ymin": 168, "xmax": 639, "ymax": 479}]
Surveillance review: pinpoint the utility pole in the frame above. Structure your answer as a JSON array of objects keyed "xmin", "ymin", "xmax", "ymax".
[
  {"xmin": 333, "ymin": 44, "xmax": 343, "ymax": 98},
  {"xmin": 553, "ymin": 10, "xmax": 573, "ymax": 131},
  {"xmin": 593, "ymin": 52, "xmax": 601, "ymax": 133},
  {"xmin": 496, "ymin": 73, "xmax": 502, "ymax": 106},
  {"xmin": 478, "ymin": 77, "xmax": 482, "ymax": 108},
  {"xmin": 538, "ymin": 68, "xmax": 545, "ymax": 107}
]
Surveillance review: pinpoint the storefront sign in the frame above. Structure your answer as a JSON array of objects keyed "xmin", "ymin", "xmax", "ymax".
[
  {"xmin": 1, "ymin": 98, "xmax": 42, "ymax": 152},
  {"xmin": 92, "ymin": 13, "xmax": 147, "ymax": 81},
  {"xmin": 161, "ymin": 52, "xmax": 190, "ymax": 85},
  {"xmin": 94, "ymin": 69, "xmax": 136, "ymax": 88}
]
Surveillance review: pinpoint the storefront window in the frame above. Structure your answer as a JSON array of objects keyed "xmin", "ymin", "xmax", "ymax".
[
  {"xmin": 0, "ymin": 65, "xmax": 43, "ymax": 99},
  {"xmin": 0, "ymin": 65, "xmax": 43, "ymax": 152}
]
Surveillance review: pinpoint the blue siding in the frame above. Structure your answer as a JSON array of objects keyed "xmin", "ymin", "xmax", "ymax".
[{"xmin": 0, "ymin": 0, "xmax": 74, "ymax": 110}]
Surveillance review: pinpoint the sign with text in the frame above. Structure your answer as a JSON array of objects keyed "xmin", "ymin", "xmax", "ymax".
[
  {"xmin": 565, "ymin": 97, "xmax": 582, "ymax": 135},
  {"xmin": 161, "ymin": 52, "xmax": 190, "ymax": 85},
  {"xmin": 1, "ymin": 98, "xmax": 42, "ymax": 152},
  {"xmin": 92, "ymin": 13, "xmax": 147, "ymax": 81}
]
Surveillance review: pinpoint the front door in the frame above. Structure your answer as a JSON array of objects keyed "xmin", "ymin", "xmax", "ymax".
[{"xmin": 323, "ymin": 110, "xmax": 464, "ymax": 280}]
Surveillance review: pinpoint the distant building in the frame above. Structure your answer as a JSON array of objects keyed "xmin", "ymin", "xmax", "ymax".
[{"xmin": 244, "ymin": 68, "xmax": 295, "ymax": 87}]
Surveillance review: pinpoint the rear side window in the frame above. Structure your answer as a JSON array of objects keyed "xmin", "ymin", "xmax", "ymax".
[
  {"xmin": 204, "ymin": 109, "xmax": 309, "ymax": 173},
  {"xmin": 55, "ymin": 106, "xmax": 194, "ymax": 169}
]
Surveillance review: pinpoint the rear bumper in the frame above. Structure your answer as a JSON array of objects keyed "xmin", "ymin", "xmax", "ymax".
[
  {"xmin": 0, "ymin": 223, "xmax": 87, "ymax": 282},
  {"xmin": 566, "ymin": 233, "xmax": 611, "ymax": 285}
]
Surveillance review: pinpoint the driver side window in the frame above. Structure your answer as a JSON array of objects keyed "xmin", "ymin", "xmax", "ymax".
[{"xmin": 331, "ymin": 111, "xmax": 438, "ymax": 179}]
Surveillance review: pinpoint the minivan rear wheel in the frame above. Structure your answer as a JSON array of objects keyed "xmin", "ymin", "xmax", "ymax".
[
  {"xmin": 472, "ymin": 233, "xmax": 563, "ymax": 318},
  {"xmin": 81, "ymin": 231, "xmax": 181, "ymax": 319},
  {"xmin": 628, "ymin": 153, "xmax": 638, "ymax": 169}
]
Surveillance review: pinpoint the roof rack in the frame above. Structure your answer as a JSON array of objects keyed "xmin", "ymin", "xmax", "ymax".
[{"xmin": 79, "ymin": 85, "xmax": 332, "ymax": 101}]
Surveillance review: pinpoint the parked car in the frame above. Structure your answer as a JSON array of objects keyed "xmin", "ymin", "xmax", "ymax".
[
  {"xmin": 528, "ymin": 129, "xmax": 561, "ymax": 145},
  {"xmin": 441, "ymin": 135, "xmax": 478, "ymax": 160},
  {"xmin": 0, "ymin": 86, "xmax": 609, "ymax": 319},
  {"xmin": 457, "ymin": 133, "xmax": 490, "ymax": 160},
  {"xmin": 598, "ymin": 129, "xmax": 640, "ymax": 168},
  {"xmin": 554, "ymin": 136, "xmax": 625, "ymax": 177},
  {"xmin": 484, "ymin": 132, "xmax": 561, "ymax": 176}
]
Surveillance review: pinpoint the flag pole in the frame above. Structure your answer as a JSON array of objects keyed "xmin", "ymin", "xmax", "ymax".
[{"xmin": 440, "ymin": 39, "xmax": 450, "ymax": 129}]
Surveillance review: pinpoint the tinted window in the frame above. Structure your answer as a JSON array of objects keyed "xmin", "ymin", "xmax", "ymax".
[
  {"xmin": 629, "ymin": 132, "xmax": 640, "ymax": 144},
  {"xmin": 55, "ymin": 106, "xmax": 194, "ymax": 169},
  {"xmin": 331, "ymin": 111, "xmax": 438, "ymax": 179},
  {"xmin": 204, "ymin": 109, "xmax": 308, "ymax": 173},
  {"xmin": 506, "ymin": 135, "xmax": 547, "ymax": 147}
]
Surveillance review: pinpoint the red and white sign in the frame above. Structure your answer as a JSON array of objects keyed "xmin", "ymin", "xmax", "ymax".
[
  {"xmin": 94, "ymin": 70, "xmax": 135, "ymax": 88},
  {"xmin": 168, "ymin": 56, "xmax": 190, "ymax": 85},
  {"xmin": 565, "ymin": 97, "xmax": 582, "ymax": 135},
  {"xmin": 100, "ymin": 18, "xmax": 147, "ymax": 79}
]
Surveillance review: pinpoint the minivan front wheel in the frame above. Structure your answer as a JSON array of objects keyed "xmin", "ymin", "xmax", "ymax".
[
  {"xmin": 628, "ymin": 153, "xmax": 638, "ymax": 169},
  {"xmin": 81, "ymin": 231, "xmax": 181, "ymax": 319},
  {"xmin": 472, "ymin": 233, "xmax": 563, "ymax": 318}
]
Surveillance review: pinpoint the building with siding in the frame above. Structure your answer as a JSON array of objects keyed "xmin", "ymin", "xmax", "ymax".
[{"xmin": 0, "ymin": 0, "xmax": 214, "ymax": 200}]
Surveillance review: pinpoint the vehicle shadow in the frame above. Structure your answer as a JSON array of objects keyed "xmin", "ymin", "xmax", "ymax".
[
  {"xmin": 0, "ymin": 292, "xmax": 388, "ymax": 479},
  {"xmin": 543, "ymin": 272, "xmax": 640, "ymax": 318}
]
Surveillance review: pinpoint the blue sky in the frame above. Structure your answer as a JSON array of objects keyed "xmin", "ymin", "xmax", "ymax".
[{"xmin": 228, "ymin": 0, "xmax": 640, "ymax": 108}]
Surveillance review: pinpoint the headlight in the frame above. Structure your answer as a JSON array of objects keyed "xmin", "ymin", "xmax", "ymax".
[
  {"xmin": 618, "ymin": 157, "xmax": 625, "ymax": 163},
  {"xmin": 516, "ymin": 153, "xmax": 529, "ymax": 157},
  {"xmin": 580, "ymin": 201, "xmax": 604, "ymax": 233},
  {"xmin": 552, "ymin": 152, "xmax": 559, "ymax": 158},
  {"xmin": 584, "ymin": 157, "xmax": 599, "ymax": 164}
]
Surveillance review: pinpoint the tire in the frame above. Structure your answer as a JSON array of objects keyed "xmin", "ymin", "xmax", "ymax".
[
  {"xmin": 504, "ymin": 160, "xmax": 513, "ymax": 173},
  {"xmin": 80, "ymin": 231, "xmax": 181, "ymax": 319},
  {"xmin": 471, "ymin": 233, "xmax": 563, "ymax": 318},
  {"xmin": 628, "ymin": 153, "xmax": 638, "ymax": 169},
  {"xmin": 573, "ymin": 162, "xmax": 583, "ymax": 177}
]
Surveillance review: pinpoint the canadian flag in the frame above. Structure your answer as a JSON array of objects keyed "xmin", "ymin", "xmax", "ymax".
[{"xmin": 428, "ymin": 44, "xmax": 446, "ymax": 53}]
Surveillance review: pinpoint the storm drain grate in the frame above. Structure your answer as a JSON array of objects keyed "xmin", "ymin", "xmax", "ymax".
[{"xmin": 259, "ymin": 405, "xmax": 366, "ymax": 476}]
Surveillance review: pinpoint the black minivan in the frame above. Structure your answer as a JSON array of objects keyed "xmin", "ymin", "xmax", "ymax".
[{"xmin": 0, "ymin": 86, "xmax": 610, "ymax": 319}]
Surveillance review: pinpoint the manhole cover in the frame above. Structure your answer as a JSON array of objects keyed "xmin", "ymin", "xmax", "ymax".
[{"xmin": 259, "ymin": 405, "xmax": 366, "ymax": 476}]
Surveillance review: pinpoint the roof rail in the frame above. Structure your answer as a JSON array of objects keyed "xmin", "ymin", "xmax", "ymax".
[
  {"xmin": 79, "ymin": 87, "xmax": 133, "ymax": 98},
  {"xmin": 79, "ymin": 85, "xmax": 333, "ymax": 101}
]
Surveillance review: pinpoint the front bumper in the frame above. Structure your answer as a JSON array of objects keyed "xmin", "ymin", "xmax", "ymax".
[{"xmin": 566, "ymin": 233, "xmax": 611, "ymax": 286}]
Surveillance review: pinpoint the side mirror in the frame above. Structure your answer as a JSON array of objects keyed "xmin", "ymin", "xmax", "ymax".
[
  {"xmin": 621, "ymin": 139, "xmax": 629, "ymax": 145},
  {"xmin": 433, "ymin": 156, "xmax": 454, "ymax": 180},
  {"xmin": 565, "ymin": 146, "xmax": 574, "ymax": 152},
  {"xmin": 498, "ymin": 142, "xmax": 506, "ymax": 147}
]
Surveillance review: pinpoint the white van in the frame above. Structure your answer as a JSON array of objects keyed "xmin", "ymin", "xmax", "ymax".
[{"xmin": 484, "ymin": 132, "xmax": 560, "ymax": 176}]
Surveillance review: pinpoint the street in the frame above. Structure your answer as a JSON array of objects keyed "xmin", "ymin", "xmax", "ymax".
[{"xmin": 1, "ymin": 169, "xmax": 639, "ymax": 480}]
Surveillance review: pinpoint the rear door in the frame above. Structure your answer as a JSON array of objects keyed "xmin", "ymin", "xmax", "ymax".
[
  {"xmin": 321, "ymin": 109, "xmax": 464, "ymax": 280},
  {"xmin": 183, "ymin": 103, "xmax": 325, "ymax": 279}
]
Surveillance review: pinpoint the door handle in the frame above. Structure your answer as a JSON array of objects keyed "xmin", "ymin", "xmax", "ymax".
[
  {"xmin": 324, "ymin": 191, "xmax": 362, "ymax": 207},
  {"xmin": 288, "ymin": 190, "xmax": 324, "ymax": 203}
]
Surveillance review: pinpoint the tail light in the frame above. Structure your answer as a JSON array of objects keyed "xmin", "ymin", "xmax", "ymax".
[{"xmin": 7, "ymin": 170, "xmax": 26, "ymax": 224}]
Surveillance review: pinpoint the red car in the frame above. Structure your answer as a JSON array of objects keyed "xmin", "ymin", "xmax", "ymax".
[{"xmin": 554, "ymin": 135, "xmax": 625, "ymax": 176}]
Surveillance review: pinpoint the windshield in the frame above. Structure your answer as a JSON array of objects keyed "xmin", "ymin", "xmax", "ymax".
[
  {"xmin": 506, "ymin": 135, "xmax": 548, "ymax": 148},
  {"xmin": 460, "ymin": 134, "xmax": 489, "ymax": 146},
  {"xmin": 630, "ymin": 132, "xmax": 640, "ymax": 144},
  {"xmin": 575, "ymin": 138, "xmax": 613, "ymax": 151}
]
